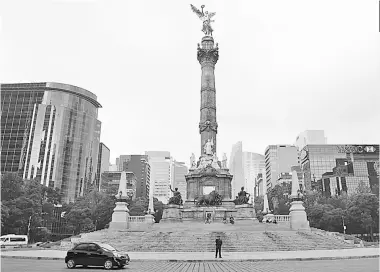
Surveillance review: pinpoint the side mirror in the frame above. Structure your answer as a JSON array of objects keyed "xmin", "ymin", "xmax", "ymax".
[{"xmin": 97, "ymin": 249, "xmax": 103, "ymax": 254}]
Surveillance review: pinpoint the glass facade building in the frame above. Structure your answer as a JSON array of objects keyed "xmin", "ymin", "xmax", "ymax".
[
  {"xmin": 171, "ymin": 160, "xmax": 188, "ymax": 203},
  {"xmin": 264, "ymin": 145, "xmax": 299, "ymax": 190},
  {"xmin": 145, "ymin": 151, "xmax": 172, "ymax": 204},
  {"xmin": 229, "ymin": 141, "xmax": 245, "ymax": 198},
  {"xmin": 242, "ymin": 152, "xmax": 265, "ymax": 200},
  {"xmin": 117, "ymin": 154, "xmax": 150, "ymax": 198},
  {"xmin": 300, "ymin": 144, "xmax": 379, "ymax": 193},
  {"xmin": 1, "ymin": 82, "xmax": 101, "ymax": 203},
  {"xmin": 100, "ymin": 171, "xmax": 136, "ymax": 199},
  {"xmin": 96, "ymin": 142, "xmax": 110, "ymax": 191}
]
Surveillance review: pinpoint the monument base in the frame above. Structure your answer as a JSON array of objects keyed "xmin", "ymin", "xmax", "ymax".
[
  {"xmin": 289, "ymin": 201, "xmax": 310, "ymax": 231},
  {"xmin": 235, "ymin": 204, "xmax": 256, "ymax": 219},
  {"xmin": 108, "ymin": 202, "xmax": 129, "ymax": 231},
  {"xmin": 160, "ymin": 204, "xmax": 182, "ymax": 222}
]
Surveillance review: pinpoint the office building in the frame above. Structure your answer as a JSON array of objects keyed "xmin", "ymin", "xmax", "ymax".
[
  {"xmin": 1, "ymin": 82, "xmax": 102, "ymax": 203},
  {"xmin": 145, "ymin": 151, "xmax": 172, "ymax": 203},
  {"xmin": 100, "ymin": 171, "xmax": 136, "ymax": 199},
  {"xmin": 171, "ymin": 160, "xmax": 188, "ymax": 202},
  {"xmin": 242, "ymin": 152, "xmax": 265, "ymax": 198},
  {"xmin": 295, "ymin": 130, "xmax": 327, "ymax": 151},
  {"xmin": 96, "ymin": 143, "xmax": 110, "ymax": 191},
  {"xmin": 229, "ymin": 141, "xmax": 245, "ymax": 198},
  {"xmin": 117, "ymin": 155, "xmax": 150, "ymax": 198},
  {"xmin": 264, "ymin": 145, "xmax": 299, "ymax": 190},
  {"xmin": 300, "ymin": 144, "xmax": 379, "ymax": 193},
  {"xmin": 255, "ymin": 169, "xmax": 266, "ymax": 197}
]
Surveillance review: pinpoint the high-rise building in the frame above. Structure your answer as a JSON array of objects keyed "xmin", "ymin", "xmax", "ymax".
[
  {"xmin": 1, "ymin": 82, "xmax": 102, "ymax": 203},
  {"xmin": 229, "ymin": 141, "xmax": 244, "ymax": 198},
  {"xmin": 171, "ymin": 160, "xmax": 188, "ymax": 202},
  {"xmin": 116, "ymin": 155, "xmax": 150, "ymax": 198},
  {"xmin": 145, "ymin": 151, "xmax": 172, "ymax": 203},
  {"xmin": 295, "ymin": 130, "xmax": 327, "ymax": 151},
  {"xmin": 96, "ymin": 143, "xmax": 110, "ymax": 191},
  {"xmin": 300, "ymin": 144, "xmax": 379, "ymax": 193},
  {"xmin": 264, "ymin": 145, "xmax": 299, "ymax": 190},
  {"xmin": 255, "ymin": 169, "xmax": 266, "ymax": 197},
  {"xmin": 242, "ymin": 152, "xmax": 265, "ymax": 198}
]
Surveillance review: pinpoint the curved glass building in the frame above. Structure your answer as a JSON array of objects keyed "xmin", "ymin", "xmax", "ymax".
[{"xmin": 1, "ymin": 82, "xmax": 102, "ymax": 203}]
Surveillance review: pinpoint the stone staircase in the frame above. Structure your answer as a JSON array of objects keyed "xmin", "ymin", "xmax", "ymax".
[{"xmin": 73, "ymin": 221, "xmax": 356, "ymax": 252}]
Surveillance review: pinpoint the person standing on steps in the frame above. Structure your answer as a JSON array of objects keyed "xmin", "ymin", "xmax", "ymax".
[{"xmin": 215, "ymin": 236, "xmax": 222, "ymax": 258}]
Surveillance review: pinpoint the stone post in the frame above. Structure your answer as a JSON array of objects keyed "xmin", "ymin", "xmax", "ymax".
[
  {"xmin": 289, "ymin": 170, "xmax": 310, "ymax": 231},
  {"xmin": 108, "ymin": 171, "xmax": 130, "ymax": 231},
  {"xmin": 109, "ymin": 202, "xmax": 129, "ymax": 230}
]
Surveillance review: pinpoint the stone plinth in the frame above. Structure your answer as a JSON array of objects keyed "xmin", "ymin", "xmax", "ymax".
[
  {"xmin": 145, "ymin": 214, "xmax": 155, "ymax": 225},
  {"xmin": 161, "ymin": 204, "xmax": 182, "ymax": 222},
  {"xmin": 289, "ymin": 201, "xmax": 310, "ymax": 231},
  {"xmin": 235, "ymin": 204, "xmax": 256, "ymax": 220},
  {"xmin": 181, "ymin": 206, "xmax": 235, "ymax": 222},
  {"xmin": 108, "ymin": 202, "xmax": 129, "ymax": 231},
  {"xmin": 186, "ymin": 164, "xmax": 233, "ymax": 201}
]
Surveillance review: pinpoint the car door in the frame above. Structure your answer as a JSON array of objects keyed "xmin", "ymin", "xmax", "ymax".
[
  {"xmin": 87, "ymin": 243, "xmax": 104, "ymax": 266},
  {"xmin": 73, "ymin": 243, "xmax": 89, "ymax": 266}
]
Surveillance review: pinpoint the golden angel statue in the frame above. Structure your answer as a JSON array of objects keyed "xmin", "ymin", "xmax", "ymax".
[{"xmin": 190, "ymin": 4, "xmax": 216, "ymax": 36}]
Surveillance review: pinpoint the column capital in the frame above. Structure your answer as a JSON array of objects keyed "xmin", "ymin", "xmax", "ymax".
[{"xmin": 197, "ymin": 45, "xmax": 219, "ymax": 65}]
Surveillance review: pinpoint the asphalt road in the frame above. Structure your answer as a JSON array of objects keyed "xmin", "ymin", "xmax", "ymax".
[{"xmin": 1, "ymin": 258, "xmax": 379, "ymax": 272}]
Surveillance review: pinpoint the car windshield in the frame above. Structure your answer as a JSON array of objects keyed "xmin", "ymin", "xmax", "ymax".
[{"xmin": 99, "ymin": 243, "xmax": 117, "ymax": 252}]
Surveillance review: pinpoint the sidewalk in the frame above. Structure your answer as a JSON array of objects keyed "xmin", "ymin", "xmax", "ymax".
[{"xmin": 1, "ymin": 248, "xmax": 379, "ymax": 262}]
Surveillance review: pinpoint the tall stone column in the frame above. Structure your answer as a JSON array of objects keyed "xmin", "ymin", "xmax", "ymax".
[{"xmin": 197, "ymin": 36, "xmax": 219, "ymax": 155}]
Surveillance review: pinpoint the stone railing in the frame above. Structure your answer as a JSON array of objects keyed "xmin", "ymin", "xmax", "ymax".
[
  {"xmin": 274, "ymin": 215, "xmax": 290, "ymax": 222},
  {"xmin": 128, "ymin": 216, "xmax": 145, "ymax": 223}
]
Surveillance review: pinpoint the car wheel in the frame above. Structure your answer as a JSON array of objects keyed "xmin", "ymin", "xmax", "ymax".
[
  {"xmin": 104, "ymin": 259, "xmax": 113, "ymax": 270},
  {"xmin": 66, "ymin": 259, "xmax": 76, "ymax": 269}
]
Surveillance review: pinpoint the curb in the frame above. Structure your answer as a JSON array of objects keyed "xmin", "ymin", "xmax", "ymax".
[{"xmin": 1, "ymin": 255, "xmax": 378, "ymax": 262}]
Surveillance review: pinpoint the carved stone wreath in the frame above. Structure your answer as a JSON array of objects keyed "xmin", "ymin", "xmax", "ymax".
[{"xmin": 199, "ymin": 120, "xmax": 218, "ymax": 133}]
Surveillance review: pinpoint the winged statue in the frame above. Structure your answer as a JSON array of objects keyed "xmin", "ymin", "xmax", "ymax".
[{"xmin": 190, "ymin": 4, "xmax": 216, "ymax": 36}]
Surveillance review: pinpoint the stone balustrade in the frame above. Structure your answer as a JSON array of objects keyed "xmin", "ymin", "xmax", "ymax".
[
  {"xmin": 128, "ymin": 216, "xmax": 145, "ymax": 223},
  {"xmin": 274, "ymin": 215, "xmax": 290, "ymax": 222}
]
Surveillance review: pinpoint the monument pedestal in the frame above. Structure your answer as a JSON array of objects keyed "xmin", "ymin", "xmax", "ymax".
[
  {"xmin": 161, "ymin": 204, "xmax": 182, "ymax": 222},
  {"xmin": 109, "ymin": 202, "xmax": 129, "ymax": 231},
  {"xmin": 235, "ymin": 204, "xmax": 256, "ymax": 220},
  {"xmin": 289, "ymin": 201, "xmax": 310, "ymax": 231}
]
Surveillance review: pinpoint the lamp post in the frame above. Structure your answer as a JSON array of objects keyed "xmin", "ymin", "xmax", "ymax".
[{"xmin": 342, "ymin": 216, "xmax": 346, "ymax": 234}]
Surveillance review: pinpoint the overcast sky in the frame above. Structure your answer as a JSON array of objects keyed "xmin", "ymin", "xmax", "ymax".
[{"xmin": 1, "ymin": 0, "xmax": 379, "ymax": 166}]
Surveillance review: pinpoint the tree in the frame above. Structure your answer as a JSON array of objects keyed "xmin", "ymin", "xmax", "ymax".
[
  {"xmin": 153, "ymin": 198, "xmax": 164, "ymax": 223},
  {"xmin": 346, "ymin": 193, "xmax": 379, "ymax": 241},
  {"xmin": 268, "ymin": 182, "xmax": 291, "ymax": 214},
  {"xmin": 254, "ymin": 195, "xmax": 264, "ymax": 214},
  {"xmin": 1, "ymin": 172, "xmax": 24, "ymax": 201},
  {"xmin": 129, "ymin": 197, "xmax": 149, "ymax": 216}
]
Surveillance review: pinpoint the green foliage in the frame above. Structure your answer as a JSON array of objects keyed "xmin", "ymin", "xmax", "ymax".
[
  {"xmin": 254, "ymin": 195, "xmax": 264, "ymax": 214},
  {"xmin": 1, "ymin": 172, "xmax": 24, "ymax": 201},
  {"xmin": 303, "ymin": 186, "xmax": 379, "ymax": 241},
  {"xmin": 128, "ymin": 197, "xmax": 149, "ymax": 216},
  {"xmin": 153, "ymin": 197, "xmax": 164, "ymax": 223},
  {"xmin": 62, "ymin": 191, "xmax": 116, "ymax": 234},
  {"xmin": 267, "ymin": 182, "xmax": 291, "ymax": 215}
]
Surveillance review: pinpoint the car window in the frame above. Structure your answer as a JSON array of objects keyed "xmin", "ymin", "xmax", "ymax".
[
  {"xmin": 88, "ymin": 244, "xmax": 99, "ymax": 252},
  {"xmin": 75, "ymin": 244, "xmax": 88, "ymax": 251}
]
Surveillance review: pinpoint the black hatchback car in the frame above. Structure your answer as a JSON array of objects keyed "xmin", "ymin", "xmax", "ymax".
[{"xmin": 65, "ymin": 242, "xmax": 130, "ymax": 270}]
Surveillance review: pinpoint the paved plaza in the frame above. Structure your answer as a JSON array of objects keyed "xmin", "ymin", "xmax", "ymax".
[{"xmin": 1, "ymin": 258, "xmax": 379, "ymax": 272}]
